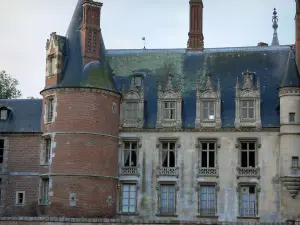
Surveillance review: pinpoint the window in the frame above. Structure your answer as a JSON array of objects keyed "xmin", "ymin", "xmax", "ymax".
[
  {"xmin": 40, "ymin": 178, "xmax": 49, "ymax": 205},
  {"xmin": 123, "ymin": 141, "xmax": 137, "ymax": 167},
  {"xmin": 199, "ymin": 185, "xmax": 216, "ymax": 216},
  {"xmin": 200, "ymin": 141, "xmax": 215, "ymax": 168},
  {"xmin": 44, "ymin": 138, "xmax": 51, "ymax": 164},
  {"xmin": 125, "ymin": 102, "xmax": 139, "ymax": 122},
  {"xmin": 46, "ymin": 98, "xmax": 54, "ymax": 123},
  {"xmin": 0, "ymin": 140, "xmax": 4, "ymax": 163},
  {"xmin": 121, "ymin": 183, "xmax": 136, "ymax": 213},
  {"xmin": 48, "ymin": 56, "xmax": 55, "ymax": 76},
  {"xmin": 163, "ymin": 101, "xmax": 176, "ymax": 120},
  {"xmin": 241, "ymin": 100, "xmax": 255, "ymax": 119},
  {"xmin": 15, "ymin": 191, "xmax": 25, "ymax": 205},
  {"xmin": 134, "ymin": 76, "xmax": 142, "ymax": 87},
  {"xmin": 289, "ymin": 113, "xmax": 295, "ymax": 123},
  {"xmin": 240, "ymin": 142, "xmax": 256, "ymax": 167},
  {"xmin": 159, "ymin": 184, "xmax": 176, "ymax": 215},
  {"xmin": 202, "ymin": 101, "xmax": 215, "ymax": 120},
  {"xmin": 161, "ymin": 141, "xmax": 176, "ymax": 168},
  {"xmin": 292, "ymin": 156, "xmax": 299, "ymax": 168},
  {"xmin": 0, "ymin": 109, "xmax": 7, "ymax": 120},
  {"xmin": 240, "ymin": 185, "xmax": 257, "ymax": 217}
]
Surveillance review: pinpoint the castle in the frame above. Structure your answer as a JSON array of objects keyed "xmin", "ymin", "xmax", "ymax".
[{"xmin": 0, "ymin": 0, "xmax": 299, "ymax": 223}]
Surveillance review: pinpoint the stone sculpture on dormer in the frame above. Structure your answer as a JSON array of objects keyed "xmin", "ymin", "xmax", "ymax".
[
  {"xmin": 120, "ymin": 73, "xmax": 145, "ymax": 128},
  {"xmin": 195, "ymin": 73, "xmax": 221, "ymax": 129},
  {"xmin": 234, "ymin": 70, "xmax": 261, "ymax": 129},
  {"xmin": 156, "ymin": 72, "xmax": 182, "ymax": 129}
]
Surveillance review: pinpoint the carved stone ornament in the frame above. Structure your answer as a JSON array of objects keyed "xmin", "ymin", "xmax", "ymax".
[
  {"xmin": 120, "ymin": 73, "xmax": 145, "ymax": 128},
  {"xmin": 195, "ymin": 73, "xmax": 221, "ymax": 129},
  {"xmin": 156, "ymin": 72, "xmax": 182, "ymax": 128},
  {"xmin": 234, "ymin": 70, "xmax": 261, "ymax": 129}
]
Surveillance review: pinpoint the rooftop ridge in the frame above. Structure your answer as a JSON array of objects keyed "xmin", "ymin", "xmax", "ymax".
[{"xmin": 106, "ymin": 45, "xmax": 291, "ymax": 55}]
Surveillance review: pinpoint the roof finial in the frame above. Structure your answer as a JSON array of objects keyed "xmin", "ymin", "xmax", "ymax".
[
  {"xmin": 271, "ymin": 8, "xmax": 280, "ymax": 46},
  {"xmin": 142, "ymin": 37, "xmax": 146, "ymax": 49}
]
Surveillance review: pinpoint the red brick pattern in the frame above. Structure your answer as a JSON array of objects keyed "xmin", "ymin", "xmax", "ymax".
[{"xmin": 40, "ymin": 89, "xmax": 120, "ymax": 217}]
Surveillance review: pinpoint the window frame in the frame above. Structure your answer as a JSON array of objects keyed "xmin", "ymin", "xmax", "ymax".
[
  {"xmin": 0, "ymin": 139, "xmax": 4, "ymax": 164},
  {"xmin": 240, "ymin": 99, "xmax": 255, "ymax": 120},
  {"xmin": 119, "ymin": 181, "xmax": 138, "ymax": 214},
  {"xmin": 197, "ymin": 182, "xmax": 218, "ymax": 217},
  {"xmin": 162, "ymin": 100, "xmax": 176, "ymax": 121},
  {"xmin": 46, "ymin": 98, "xmax": 54, "ymax": 123},
  {"xmin": 124, "ymin": 101, "xmax": 139, "ymax": 122},
  {"xmin": 198, "ymin": 140, "xmax": 217, "ymax": 168},
  {"xmin": 0, "ymin": 109, "xmax": 7, "ymax": 120},
  {"xmin": 292, "ymin": 156, "xmax": 299, "ymax": 168},
  {"xmin": 15, "ymin": 191, "xmax": 25, "ymax": 206},
  {"xmin": 201, "ymin": 100, "xmax": 216, "ymax": 121},
  {"xmin": 122, "ymin": 140, "xmax": 138, "ymax": 167},
  {"xmin": 39, "ymin": 177, "xmax": 50, "ymax": 205},
  {"xmin": 44, "ymin": 138, "xmax": 51, "ymax": 165},
  {"xmin": 239, "ymin": 141, "xmax": 256, "ymax": 168},
  {"xmin": 238, "ymin": 183, "xmax": 259, "ymax": 218},
  {"xmin": 289, "ymin": 112, "xmax": 296, "ymax": 123},
  {"xmin": 157, "ymin": 182, "xmax": 178, "ymax": 216}
]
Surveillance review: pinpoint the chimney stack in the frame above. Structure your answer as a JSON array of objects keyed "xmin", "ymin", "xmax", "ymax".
[
  {"xmin": 187, "ymin": 0, "xmax": 204, "ymax": 51},
  {"xmin": 81, "ymin": 0, "xmax": 103, "ymax": 65}
]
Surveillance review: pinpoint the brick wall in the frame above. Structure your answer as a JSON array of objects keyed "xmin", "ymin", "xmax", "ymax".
[
  {"xmin": 40, "ymin": 88, "xmax": 120, "ymax": 218},
  {"xmin": 2, "ymin": 134, "xmax": 42, "ymax": 216}
]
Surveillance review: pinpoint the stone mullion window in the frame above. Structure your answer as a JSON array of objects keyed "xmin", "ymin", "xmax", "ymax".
[
  {"xmin": 39, "ymin": 177, "xmax": 50, "ymax": 205},
  {"xmin": 241, "ymin": 100, "xmax": 255, "ymax": 120},
  {"xmin": 161, "ymin": 141, "xmax": 176, "ymax": 168},
  {"xmin": 44, "ymin": 94, "xmax": 57, "ymax": 124},
  {"xmin": 120, "ymin": 74, "xmax": 144, "ymax": 128},
  {"xmin": 156, "ymin": 182, "xmax": 178, "ymax": 216},
  {"xmin": 44, "ymin": 138, "xmax": 51, "ymax": 165},
  {"xmin": 195, "ymin": 73, "xmax": 221, "ymax": 128},
  {"xmin": 199, "ymin": 141, "xmax": 216, "ymax": 168},
  {"xmin": 237, "ymin": 183, "xmax": 260, "ymax": 218},
  {"xmin": 163, "ymin": 101, "xmax": 176, "ymax": 120},
  {"xmin": 198, "ymin": 184, "xmax": 217, "ymax": 216},
  {"xmin": 119, "ymin": 182, "xmax": 138, "ymax": 214},
  {"xmin": 123, "ymin": 141, "xmax": 138, "ymax": 167}
]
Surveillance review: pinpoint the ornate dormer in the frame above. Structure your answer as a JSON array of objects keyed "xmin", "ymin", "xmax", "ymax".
[
  {"xmin": 235, "ymin": 70, "xmax": 261, "ymax": 129},
  {"xmin": 156, "ymin": 72, "xmax": 182, "ymax": 128},
  {"xmin": 195, "ymin": 73, "xmax": 221, "ymax": 128},
  {"xmin": 120, "ymin": 73, "xmax": 145, "ymax": 128},
  {"xmin": 45, "ymin": 32, "xmax": 66, "ymax": 86}
]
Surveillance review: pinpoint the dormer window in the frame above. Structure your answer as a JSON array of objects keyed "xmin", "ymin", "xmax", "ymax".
[
  {"xmin": 235, "ymin": 70, "xmax": 261, "ymax": 128},
  {"xmin": 195, "ymin": 73, "xmax": 221, "ymax": 128},
  {"xmin": 120, "ymin": 74, "xmax": 144, "ymax": 128},
  {"xmin": 156, "ymin": 72, "xmax": 182, "ymax": 128},
  {"xmin": 0, "ymin": 109, "xmax": 7, "ymax": 120},
  {"xmin": 163, "ymin": 101, "xmax": 176, "ymax": 120},
  {"xmin": 47, "ymin": 54, "xmax": 56, "ymax": 76}
]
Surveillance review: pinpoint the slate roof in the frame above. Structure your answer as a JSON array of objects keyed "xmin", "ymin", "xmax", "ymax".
[
  {"xmin": 46, "ymin": 0, "xmax": 116, "ymax": 92},
  {"xmin": 0, "ymin": 99, "xmax": 42, "ymax": 133},
  {"xmin": 280, "ymin": 47, "xmax": 300, "ymax": 87},
  {"xmin": 108, "ymin": 45, "xmax": 291, "ymax": 128}
]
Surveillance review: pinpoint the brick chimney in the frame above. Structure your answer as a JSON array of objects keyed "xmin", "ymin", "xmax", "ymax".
[
  {"xmin": 187, "ymin": 0, "xmax": 204, "ymax": 51},
  {"xmin": 296, "ymin": 0, "xmax": 300, "ymax": 67},
  {"xmin": 81, "ymin": 0, "xmax": 103, "ymax": 65}
]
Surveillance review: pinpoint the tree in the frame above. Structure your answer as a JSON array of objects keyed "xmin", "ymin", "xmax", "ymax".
[{"xmin": 0, "ymin": 70, "xmax": 21, "ymax": 99}]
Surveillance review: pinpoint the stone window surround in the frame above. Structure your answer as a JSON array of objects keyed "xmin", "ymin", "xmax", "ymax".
[
  {"xmin": 234, "ymin": 70, "xmax": 261, "ymax": 129},
  {"xmin": 39, "ymin": 175, "xmax": 51, "ymax": 206},
  {"xmin": 156, "ymin": 137, "xmax": 180, "ymax": 178},
  {"xmin": 120, "ymin": 74, "xmax": 144, "ymax": 129},
  {"xmin": 15, "ymin": 191, "xmax": 25, "ymax": 206},
  {"xmin": 40, "ymin": 134, "xmax": 53, "ymax": 166},
  {"xmin": 236, "ymin": 181, "xmax": 260, "ymax": 219},
  {"xmin": 118, "ymin": 137, "xmax": 142, "ymax": 177},
  {"xmin": 196, "ymin": 138, "xmax": 220, "ymax": 177},
  {"xmin": 156, "ymin": 181, "xmax": 179, "ymax": 217},
  {"xmin": 47, "ymin": 53, "xmax": 56, "ymax": 77},
  {"xmin": 43, "ymin": 94, "xmax": 57, "ymax": 125},
  {"xmin": 117, "ymin": 180, "xmax": 140, "ymax": 215},
  {"xmin": 196, "ymin": 181, "xmax": 219, "ymax": 218},
  {"xmin": 156, "ymin": 73, "xmax": 182, "ymax": 129},
  {"xmin": 236, "ymin": 137, "xmax": 261, "ymax": 179},
  {"xmin": 195, "ymin": 73, "xmax": 221, "ymax": 129}
]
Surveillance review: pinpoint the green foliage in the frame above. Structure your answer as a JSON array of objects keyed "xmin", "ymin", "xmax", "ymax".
[{"xmin": 0, "ymin": 70, "xmax": 21, "ymax": 99}]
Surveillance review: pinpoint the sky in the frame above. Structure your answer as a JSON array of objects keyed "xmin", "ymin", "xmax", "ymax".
[{"xmin": 0, "ymin": 0, "xmax": 295, "ymax": 98}]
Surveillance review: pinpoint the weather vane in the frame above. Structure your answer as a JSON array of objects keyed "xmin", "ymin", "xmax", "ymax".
[{"xmin": 142, "ymin": 37, "xmax": 146, "ymax": 49}]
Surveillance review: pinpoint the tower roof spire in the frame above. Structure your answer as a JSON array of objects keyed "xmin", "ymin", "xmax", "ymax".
[{"xmin": 271, "ymin": 8, "xmax": 279, "ymax": 46}]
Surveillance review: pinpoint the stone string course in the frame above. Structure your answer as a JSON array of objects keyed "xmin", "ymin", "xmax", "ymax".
[{"xmin": 0, "ymin": 217, "xmax": 290, "ymax": 225}]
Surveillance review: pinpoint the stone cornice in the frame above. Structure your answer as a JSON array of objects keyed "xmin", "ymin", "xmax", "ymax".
[
  {"xmin": 40, "ymin": 86, "xmax": 121, "ymax": 98},
  {"xmin": 120, "ymin": 127, "xmax": 280, "ymax": 133},
  {"xmin": 279, "ymin": 87, "xmax": 300, "ymax": 97}
]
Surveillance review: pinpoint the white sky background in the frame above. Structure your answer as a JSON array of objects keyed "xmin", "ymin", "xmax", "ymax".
[{"xmin": 0, "ymin": 0, "xmax": 295, "ymax": 98}]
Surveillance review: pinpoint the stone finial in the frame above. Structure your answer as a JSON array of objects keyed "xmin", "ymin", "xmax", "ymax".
[
  {"xmin": 242, "ymin": 70, "xmax": 255, "ymax": 89},
  {"xmin": 165, "ymin": 72, "xmax": 174, "ymax": 91},
  {"xmin": 205, "ymin": 73, "xmax": 213, "ymax": 90}
]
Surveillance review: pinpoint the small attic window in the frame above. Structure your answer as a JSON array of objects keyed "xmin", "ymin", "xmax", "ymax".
[
  {"xmin": 133, "ymin": 75, "xmax": 143, "ymax": 87},
  {"xmin": 0, "ymin": 109, "xmax": 8, "ymax": 120}
]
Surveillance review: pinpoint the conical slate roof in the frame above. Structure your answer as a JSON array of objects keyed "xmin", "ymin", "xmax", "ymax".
[
  {"xmin": 280, "ymin": 47, "xmax": 300, "ymax": 88},
  {"xmin": 50, "ymin": 0, "xmax": 117, "ymax": 92}
]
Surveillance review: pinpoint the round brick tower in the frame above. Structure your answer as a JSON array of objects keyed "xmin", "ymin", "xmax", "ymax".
[{"xmin": 40, "ymin": 0, "xmax": 120, "ymax": 218}]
